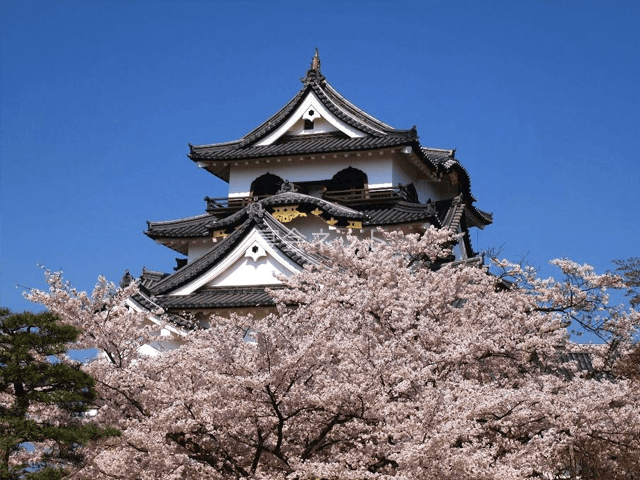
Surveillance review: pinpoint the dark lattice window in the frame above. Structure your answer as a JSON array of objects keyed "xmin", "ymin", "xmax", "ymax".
[
  {"xmin": 250, "ymin": 172, "xmax": 284, "ymax": 197},
  {"xmin": 327, "ymin": 167, "xmax": 368, "ymax": 192}
]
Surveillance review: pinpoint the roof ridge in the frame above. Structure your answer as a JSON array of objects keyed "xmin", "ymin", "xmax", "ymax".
[
  {"xmin": 322, "ymin": 81, "xmax": 396, "ymax": 132},
  {"xmin": 190, "ymin": 139, "xmax": 243, "ymax": 150},
  {"xmin": 147, "ymin": 213, "xmax": 213, "ymax": 226},
  {"xmin": 197, "ymin": 285, "xmax": 285, "ymax": 292},
  {"xmin": 239, "ymin": 87, "xmax": 310, "ymax": 146},
  {"xmin": 150, "ymin": 218, "xmax": 256, "ymax": 294},
  {"xmin": 421, "ymin": 146, "xmax": 456, "ymax": 155}
]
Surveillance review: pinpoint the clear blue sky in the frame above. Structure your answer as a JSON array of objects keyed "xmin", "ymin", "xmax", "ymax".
[{"xmin": 2, "ymin": 0, "xmax": 639, "ymax": 313}]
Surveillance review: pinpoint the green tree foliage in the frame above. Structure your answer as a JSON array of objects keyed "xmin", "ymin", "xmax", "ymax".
[{"xmin": 0, "ymin": 309, "xmax": 118, "ymax": 480}]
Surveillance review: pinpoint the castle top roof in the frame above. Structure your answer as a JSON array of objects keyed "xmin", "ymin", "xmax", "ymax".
[{"xmin": 189, "ymin": 50, "xmax": 420, "ymax": 179}]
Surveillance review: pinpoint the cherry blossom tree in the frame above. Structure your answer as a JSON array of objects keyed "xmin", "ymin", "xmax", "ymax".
[
  {"xmin": 614, "ymin": 257, "xmax": 640, "ymax": 307},
  {"xmin": 27, "ymin": 229, "xmax": 640, "ymax": 479}
]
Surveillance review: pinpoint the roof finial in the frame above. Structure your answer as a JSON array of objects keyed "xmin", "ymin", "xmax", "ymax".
[
  {"xmin": 311, "ymin": 47, "xmax": 321, "ymax": 72},
  {"xmin": 301, "ymin": 47, "xmax": 325, "ymax": 84}
]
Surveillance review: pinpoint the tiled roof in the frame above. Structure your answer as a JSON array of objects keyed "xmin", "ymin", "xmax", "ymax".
[
  {"xmin": 130, "ymin": 291, "xmax": 197, "ymax": 329},
  {"xmin": 145, "ymin": 213, "xmax": 216, "ymax": 239},
  {"xmin": 184, "ymin": 53, "xmax": 491, "ymax": 227},
  {"xmin": 435, "ymin": 197, "xmax": 493, "ymax": 231},
  {"xmin": 149, "ymin": 218, "xmax": 256, "ymax": 295},
  {"xmin": 560, "ymin": 352, "xmax": 593, "ymax": 372},
  {"xmin": 441, "ymin": 196, "xmax": 466, "ymax": 231},
  {"xmin": 260, "ymin": 192, "xmax": 365, "ymax": 219},
  {"xmin": 154, "ymin": 287, "xmax": 276, "ymax": 310},
  {"xmin": 223, "ymin": 54, "xmax": 413, "ymax": 149},
  {"xmin": 146, "ymin": 191, "xmax": 490, "ymax": 252},
  {"xmin": 140, "ymin": 269, "xmax": 169, "ymax": 290},
  {"xmin": 188, "ymin": 53, "xmax": 418, "ymax": 178},
  {"xmin": 357, "ymin": 202, "xmax": 439, "ymax": 227},
  {"xmin": 147, "ymin": 209, "xmax": 323, "ymax": 296},
  {"xmin": 466, "ymin": 206, "xmax": 493, "ymax": 228},
  {"xmin": 146, "ymin": 192, "xmax": 370, "ymax": 242},
  {"xmin": 189, "ymin": 134, "xmax": 413, "ymax": 162},
  {"xmin": 260, "ymin": 213, "xmax": 324, "ymax": 265},
  {"xmin": 420, "ymin": 147, "xmax": 479, "ymax": 203},
  {"xmin": 207, "ymin": 192, "xmax": 367, "ymax": 230}
]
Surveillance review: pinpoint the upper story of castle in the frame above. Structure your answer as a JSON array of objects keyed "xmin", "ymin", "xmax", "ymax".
[{"xmin": 186, "ymin": 50, "xmax": 488, "ymax": 220}]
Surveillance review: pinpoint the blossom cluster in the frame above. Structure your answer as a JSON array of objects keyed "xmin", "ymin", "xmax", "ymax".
[{"xmin": 26, "ymin": 229, "xmax": 640, "ymax": 479}]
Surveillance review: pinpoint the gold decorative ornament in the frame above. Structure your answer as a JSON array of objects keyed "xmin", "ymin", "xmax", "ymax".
[
  {"xmin": 325, "ymin": 217, "xmax": 338, "ymax": 226},
  {"xmin": 310, "ymin": 208, "xmax": 323, "ymax": 216},
  {"xmin": 347, "ymin": 220, "xmax": 363, "ymax": 229},
  {"xmin": 213, "ymin": 230, "xmax": 227, "ymax": 238},
  {"xmin": 272, "ymin": 205, "xmax": 307, "ymax": 223}
]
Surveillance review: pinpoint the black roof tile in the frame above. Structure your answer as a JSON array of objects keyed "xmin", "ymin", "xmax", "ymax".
[
  {"xmin": 154, "ymin": 286, "xmax": 276, "ymax": 310},
  {"xmin": 148, "ymin": 209, "xmax": 324, "ymax": 296},
  {"xmin": 145, "ymin": 213, "xmax": 216, "ymax": 239},
  {"xmin": 184, "ymin": 54, "xmax": 492, "ymax": 227},
  {"xmin": 560, "ymin": 352, "xmax": 594, "ymax": 372},
  {"xmin": 146, "ymin": 192, "xmax": 370, "ymax": 242},
  {"xmin": 189, "ymin": 135, "xmax": 412, "ymax": 162},
  {"xmin": 357, "ymin": 202, "xmax": 439, "ymax": 227}
]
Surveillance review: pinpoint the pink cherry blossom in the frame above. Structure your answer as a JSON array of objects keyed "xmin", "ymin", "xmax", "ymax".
[{"xmin": 26, "ymin": 229, "xmax": 640, "ymax": 479}]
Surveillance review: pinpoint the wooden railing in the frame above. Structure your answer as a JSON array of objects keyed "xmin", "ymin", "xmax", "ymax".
[
  {"xmin": 205, "ymin": 187, "xmax": 402, "ymax": 215},
  {"xmin": 322, "ymin": 186, "xmax": 400, "ymax": 205},
  {"xmin": 205, "ymin": 195, "xmax": 270, "ymax": 214}
]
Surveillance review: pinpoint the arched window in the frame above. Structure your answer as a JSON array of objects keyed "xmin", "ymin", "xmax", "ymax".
[
  {"xmin": 327, "ymin": 167, "xmax": 368, "ymax": 192},
  {"xmin": 250, "ymin": 173, "xmax": 284, "ymax": 197}
]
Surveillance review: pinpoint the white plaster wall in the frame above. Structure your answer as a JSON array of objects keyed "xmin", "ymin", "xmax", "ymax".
[
  {"xmin": 391, "ymin": 157, "xmax": 452, "ymax": 203},
  {"xmin": 208, "ymin": 254, "xmax": 289, "ymax": 287},
  {"xmin": 187, "ymin": 242, "xmax": 211, "ymax": 262},
  {"xmin": 228, "ymin": 156, "xmax": 394, "ymax": 197},
  {"xmin": 391, "ymin": 156, "xmax": 417, "ymax": 187},
  {"xmin": 285, "ymin": 117, "xmax": 339, "ymax": 136},
  {"xmin": 418, "ymin": 176, "xmax": 458, "ymax": 202},
  {"xmin": 256, "ymin": 91, "xmax": 364, "ymax": 146}
]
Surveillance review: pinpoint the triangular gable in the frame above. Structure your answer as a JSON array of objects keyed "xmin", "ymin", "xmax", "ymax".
[
  {"xmin": 170, "ymin": 227, "xmax": 303, "ymax": 295},
  {"xmin": 255, "ymin": 91, "xmax": 366, "ymax": 146}
]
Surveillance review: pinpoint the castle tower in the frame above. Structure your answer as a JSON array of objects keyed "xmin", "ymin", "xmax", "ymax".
[{"xmin": 131, "ymin": 51, "xmax": 492, "ymax": 328}]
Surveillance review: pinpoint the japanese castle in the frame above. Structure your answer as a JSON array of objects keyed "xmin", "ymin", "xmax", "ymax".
[{"xmin": 128, "ymin": 50, "xmax": 492, "ymax": 329}]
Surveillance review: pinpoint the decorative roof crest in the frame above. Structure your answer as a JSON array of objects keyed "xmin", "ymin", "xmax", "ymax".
[
  {"xmin": 301, "ymin": 47, "xmax": 325, "ymax": 84},
  {"xmin": 277, "ymin": 180, "xmax": 297, "ymax": 193},
  {"xmin": 311, "ymin": 47, "xmax": 321, "ymax": 71},
  {"xmin": 247, "ymin": 202, "xmax": 266, "ymax": 220}
]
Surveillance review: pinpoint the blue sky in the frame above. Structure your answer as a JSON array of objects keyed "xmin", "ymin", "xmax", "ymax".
[{"xmin": 2, "ymin": 0, "xmax": 639, "ymax": 313}]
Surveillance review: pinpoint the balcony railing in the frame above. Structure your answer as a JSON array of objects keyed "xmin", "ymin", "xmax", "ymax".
[
  {"xmin": 321, "ymin": 186, "xmax": 400, "ymax": 205},
  {"xmin": 205, "ymin": 187, "xmax": 402, "ymax": 216},
  {"xmin": 205, "ymin": 194, "xmax": 271, "ymax": 215}
]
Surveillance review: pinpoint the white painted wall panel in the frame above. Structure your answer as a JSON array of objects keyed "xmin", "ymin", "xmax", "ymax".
[
  {"xmin": 228, "ymin": 156, "xmax": 394, "ymax": 197},
  {"xmin": 209, "ymin": 255, "xmax": 288, "ymax": 287}
]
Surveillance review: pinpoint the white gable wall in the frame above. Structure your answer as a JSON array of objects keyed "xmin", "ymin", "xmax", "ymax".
[
  {"xmin": 209, "ymin": 254, "xmax": 290, "ymax": 287},
  {"xmin": 255, "ymin": 91, "xmax": 365, "ymax": 146},
  {"xmin": 171, "ymin": 228, "xmax": 303, "ymax": 295},
  {"xmin": 285, "ymin": 117, "xmax": 339, "ymax": 136}
]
